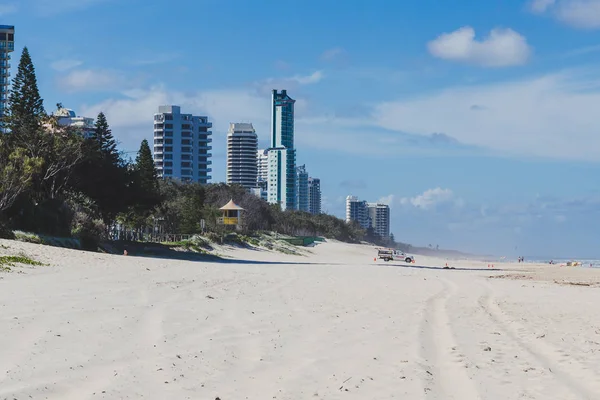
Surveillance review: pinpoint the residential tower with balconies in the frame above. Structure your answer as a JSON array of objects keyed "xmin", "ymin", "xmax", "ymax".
[
  {"xmin": 0, "ymin": 25, "xmax": 15, "ymax": 124},
  {"xmin": 153, "ymin": 105, "xmax": 212, "ymax": 184},
  {"xmin": 226, "ymin": 122, "xmax": 258, "ymax": 189}
]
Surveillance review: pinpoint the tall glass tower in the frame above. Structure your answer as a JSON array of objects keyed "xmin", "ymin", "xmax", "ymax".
[
  {"xmin": 267, "ymin": 89, "xmax": 297, "ymax": 210},
  {"xmin": 0, "ymin": 25, "xmax": 15, "ymax": 123}
]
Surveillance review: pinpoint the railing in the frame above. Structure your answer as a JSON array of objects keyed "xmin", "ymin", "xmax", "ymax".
[{"xmin": 217, "ymin": 217, "xmax": 239, "ymax": 225}]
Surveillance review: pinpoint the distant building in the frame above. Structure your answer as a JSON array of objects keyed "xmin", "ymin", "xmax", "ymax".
[
  {"xmin": 308, "ymin": 177, "xmax": 321, "ymax": 215},
  {"xmin": 346, "ymin": 195, "xmax": 391, "ymax": 237},
  {"xmin": 153, "ymin": 105, "xmax": 212, "ymax": 184},
  {"xmin": 226, "ymin": 123, "xmax": 258, "ymax": 189},
  {"xmin": 266, "ymin": 89, "xmax": 296, "ymax": 210},
  {"xmin": 254, "ymin": 148, "xmax": 269, "ymax": 199},
  {"xmin": 52, "ymin": 107, "xmax": 95, "ymax": 138},
  {"xmin": 0, "ymin": 25, "xmax": 15, "ymax": 124},
  {"xmin": 257, "ymin": 149, "xmax": 269, "ymax": 183},
  {"xmin": 367, "ymin": 203, "xmax": 390, "ymax": 238},
  {"xmin": 346, "ymin": 196, "xmax": 371, "ymax": 229},
  {"xmin": 296, "ymin": 164, "xmax": 309, "ymax": 212}
]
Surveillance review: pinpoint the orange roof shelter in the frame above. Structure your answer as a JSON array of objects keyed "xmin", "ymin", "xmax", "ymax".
[{"xmin": 218, "ymin": 199, "xmax": 244, "ymax": 227}]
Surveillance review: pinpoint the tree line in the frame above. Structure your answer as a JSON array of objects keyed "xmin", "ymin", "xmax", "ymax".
[{"xmin": 0, "ymin": 47, "xmax": 398, "ymax": 250}]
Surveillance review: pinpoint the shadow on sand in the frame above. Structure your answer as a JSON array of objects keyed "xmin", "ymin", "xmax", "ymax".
[
  {"xmin": 109, "ymin": 241, "xmax": 505, "ymax": 271},
  {"xmin": 383, "ymin": 262, "xmax": 505, "ymax": 272}
]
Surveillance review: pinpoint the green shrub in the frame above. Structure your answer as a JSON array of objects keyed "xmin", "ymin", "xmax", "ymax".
[
  {"xmin": 72, "ymin": 215, "xmax": 105, "ymax": 251},
  {"xmin": 0, "ymin": 222, "xmax": 14, "ymax": 239}
]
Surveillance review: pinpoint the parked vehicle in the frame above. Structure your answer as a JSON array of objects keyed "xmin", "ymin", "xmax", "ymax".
[{"xmin": 377, "ymin": 248, "xmax": 414, "ymax": 263}]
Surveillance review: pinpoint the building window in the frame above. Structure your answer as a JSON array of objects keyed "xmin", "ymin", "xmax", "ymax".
[
  {"xmin": 165, "ymin": 138, "xmax": 173, "ymax": 144},
  {"xmin": 165, "ymin": 123, "xmax": 173, "ymax": 129},
  {"xmin": 165, "ymin": 161, "xmax": 173, "ymax": 167},
  {"xmin": 164, "ymin": 114, "xmax": 173, "ymax": 120}
]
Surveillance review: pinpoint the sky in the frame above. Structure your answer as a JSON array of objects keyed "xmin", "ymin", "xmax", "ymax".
[{"xmin": 4, "ymin": 0, "xmax": 600, "ymax": 258}]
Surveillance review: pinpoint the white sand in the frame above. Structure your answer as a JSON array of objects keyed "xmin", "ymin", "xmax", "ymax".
[{"xmin": 1, "ymin": 239, "xmax": 600, "ymax": 399}]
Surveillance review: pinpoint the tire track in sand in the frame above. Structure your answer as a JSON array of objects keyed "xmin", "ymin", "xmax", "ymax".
[
  {"xmin": 420, "ymin": 278, "xmax": 481, "ymax": 400},
  {"xmin": 479, "ymin": 282, "xmax": 600, "ymax": 399}
]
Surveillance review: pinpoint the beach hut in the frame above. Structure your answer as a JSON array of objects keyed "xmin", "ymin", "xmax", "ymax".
[{"xmin": 218, "ymin": 199, "xmax": 244, "ymax": 229}]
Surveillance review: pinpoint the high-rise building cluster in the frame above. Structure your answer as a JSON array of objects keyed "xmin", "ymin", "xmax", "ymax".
[
  {"xmin": 147, "ymin": 90, "xmax": 321, "ymax": 213},
  {"xmin": 346, "ymin": 195, "xmax": 391, "ymax": 238},
  {"xmin": 226, "ymin": 89, "xmax": 322, "ymax": 214}
]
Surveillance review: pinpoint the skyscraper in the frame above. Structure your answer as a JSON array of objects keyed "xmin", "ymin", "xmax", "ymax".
[
  {"xmin": 226, "ymin": 123, "xmax": 258, "ymax": 189},
  {"xmin": 308, "ymin": 177, "xmax": 321, "ymax": 215},
  {"xmin": 153, "ymin": 105, "xmax": 212, "ymax": 184},
  {"xmin": 367, "ymin": 203, "xmax": 391, "ymax": 237},
  {"xmin": 266, "ymin": 89, "xmax": 296, "ymax": 210},
  {"xmin": 346, "ymin": 196, "xmax": 371, "ymax": 229},
  {"xmin": 296, "ymin": 164, "xmax": 309, "ymax": 212},
  {"xmin": 0, "ymin": 25, "xmax": 15, "ymax": 124},
  {"xmin": 253, "ymin": 148, "xmax": 269, "ymax": 200}
]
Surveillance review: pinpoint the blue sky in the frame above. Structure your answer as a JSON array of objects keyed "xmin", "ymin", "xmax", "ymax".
[{"xmin": 5, "ymin": 0, "xmax": 600, "ymax": 258}]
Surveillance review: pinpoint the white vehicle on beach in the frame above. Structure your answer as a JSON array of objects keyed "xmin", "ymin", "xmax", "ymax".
[{"xmin": 377, "ymin": 248, "xmax": 414, "ymax": 263}]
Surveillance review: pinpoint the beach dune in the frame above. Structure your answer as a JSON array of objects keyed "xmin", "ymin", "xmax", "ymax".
[{"xmin": 1, "ymin": 240, "xmax": 600, "ymax": 399}]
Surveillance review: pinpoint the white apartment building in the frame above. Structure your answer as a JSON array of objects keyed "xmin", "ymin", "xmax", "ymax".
[
  {"xmin": 153, "ymin": 105, "xmax": 212, "ymax": 184},
  {"xmin": 367, "ymin": 203, "xmax": 391, "ymax": 238},
  {"xmin": 257, "ymin": 149, "xmax": 269, "ymax": 182},
  {"xmin": 266, "ymin": 147, "xmax": 291, "ymax": 208},
  {"xmin": 52, "ymin": 107, "xmax": 95, "ymax": 138},
  {"xmin": 226, "ymin": 123, "xmax": 258, "ymax": 189}
]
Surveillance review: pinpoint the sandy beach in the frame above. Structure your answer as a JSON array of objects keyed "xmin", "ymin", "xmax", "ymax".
[{"xmin": 1, "ymin": 239, "xmax": 600, "ymax": 399}]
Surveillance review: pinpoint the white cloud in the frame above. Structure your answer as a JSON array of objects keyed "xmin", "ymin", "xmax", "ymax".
[
  {"xmin": 530, "ymin": 0, "xmax": 556, "ymax": 13},
  {"xmin": 370, "ymin": 68, "xmax": 600, "ymax": 161},
  {"xmin": 78, "ymin": 85, "xmax": 272, "ymax": 152},
  {"xmin": 255, "ymin": 71, "xmax": 325, "ymax": 95},
  {"xmin": 321, "ymin": 47, "xmax": 346, "ymax": 62},
  {"xmin": 378, "ymin": 195, "xmax": 395, "ymax": 206},
  {"xmin": 292, "ymin": 71, "xmax": 324, "ymax": 85},
  {"xmin": 400, "ymin": 188, "xmax": 454, "ymax": 210},
  {"xmin": 57, "ymin": 69, "xmax": 126, "ymax": 92},
  {"xmin": 531, "ymin": 0, "xmax": 600, "ymax": 29},
  {"xmin": 0, "ymin": 4, "xmax": 17, "ymax": 15},
  {"xmin": 50, "ymin": 59, "xmax": 83, "ymax": 71},
  {"xmin": 427, "ymin": 26, "xmax": 531, "ymax": 67}
]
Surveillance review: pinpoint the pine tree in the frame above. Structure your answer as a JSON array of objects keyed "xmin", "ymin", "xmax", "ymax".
[
  {"xmin": 133, "ymin": 139, "xmax": 160, "ymax": 216},
  {"xmin": 136, "ymin": 139, "xmax": 158, "ymax": 192},
  {"xmin": 91, "ymin": 112, "xmax": 119, "ymax": 165},
  {"xmin": 6, "ymin": 47, "xmax": 45, "ymax": 134}
]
